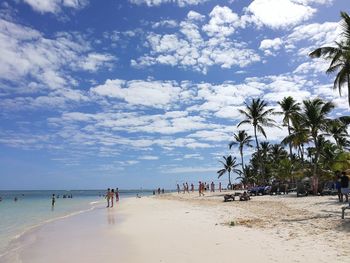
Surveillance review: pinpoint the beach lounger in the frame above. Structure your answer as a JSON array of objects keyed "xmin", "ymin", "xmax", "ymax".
[
  {"xmin": 341, "ymin": 205, "xmax": 350, "ymax": 219},
  {"xmin": 239, "ymin": 195, "xmax": 251, "ymax": 201},
  {"xmin": 224, "ymin": 194, "xmax": 235, "ymax": 202}
]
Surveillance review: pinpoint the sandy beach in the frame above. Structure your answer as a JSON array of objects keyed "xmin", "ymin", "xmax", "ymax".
[{"xmin": 3, "ymin": 191, "xmax": 350, "ymax": 263}]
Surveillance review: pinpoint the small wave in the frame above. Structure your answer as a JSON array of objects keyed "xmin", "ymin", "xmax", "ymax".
[{"xmin": 89, "ymin": 201, "xmax": 102, "ymax": 205}]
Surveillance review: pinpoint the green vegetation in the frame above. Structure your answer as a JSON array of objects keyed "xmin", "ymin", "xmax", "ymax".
[
  {"xmin": 217, "ymin": 155, "xmax": 241, "ymax": 188},
  {"xmin": 226, "ymin": 96, "xmax": 350, "ymax": 193}
]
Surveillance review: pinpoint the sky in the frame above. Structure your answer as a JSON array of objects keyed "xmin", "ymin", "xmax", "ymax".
[{"xmin": 0, "ymin": 0, "xmax": 349, "ymax": 190}]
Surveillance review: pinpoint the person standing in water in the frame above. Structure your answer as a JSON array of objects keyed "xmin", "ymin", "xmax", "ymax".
[
  {"xmin": 51, "ymin": 194, "xmax": 55, "ymax": 210},
  {"xmin": 115, "ymin": 188, "xmax": 119, "ymax": 202},
  {"xmin": 106, "ymin": 188, "xmax": 111, "ymax": 208}
]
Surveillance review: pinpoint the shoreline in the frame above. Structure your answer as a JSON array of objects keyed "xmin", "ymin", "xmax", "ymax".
[
  {"xmin": 3, "ymin": 192, "xmax": 350, "ymax": 262},
  {"xmin": 0, "ymin": 200, "xmax": 104, "ymax": 260}
]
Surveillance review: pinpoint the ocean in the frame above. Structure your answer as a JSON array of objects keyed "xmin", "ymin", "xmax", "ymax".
[{"xmin": 0, "ymin": 189, "xmax": 151, "ymax": 258}]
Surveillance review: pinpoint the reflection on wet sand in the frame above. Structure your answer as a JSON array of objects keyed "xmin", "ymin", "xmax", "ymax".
[{"xmin": 107, "ymin": 209, "xmax": 116, "ymax": 225}]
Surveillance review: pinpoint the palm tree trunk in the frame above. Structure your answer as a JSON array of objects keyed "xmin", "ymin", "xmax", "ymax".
[
  {"xmin": 348, "ymin": 74, "xmax": 350, "ymax": 106},
  {"xmin": 301, "ymin": 144, "xmax": 304, "ymax": 162},
  {"xmin": 287, "ymin": 120, "xmax": 293, "ymax": 159},
  {"xmin": 254, "ymin": 125, "xmax": 263, "ymax": 179},
  {"xmin": 254, "ymin": 125, "xmax": 260, "ymax": 152},
  {"xmin": 312, "ymin": 135, "xmax": 319, "ymax": 195},
  {"xmin": 240, "ymin": 148, "xmax": 244, "ymax": 175},
  {"xmin": 228, "ymin": 171, "xmax": 232, "ymax": 189}
]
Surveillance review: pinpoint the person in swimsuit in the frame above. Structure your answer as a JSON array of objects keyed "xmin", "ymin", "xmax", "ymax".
[
  {"xmin": 106, "ymin": 188, "xmax": 111, "ymax": 208},
  {"xmin": 110, "ymin": 189, "xmax": 115, "ymax": 207}
]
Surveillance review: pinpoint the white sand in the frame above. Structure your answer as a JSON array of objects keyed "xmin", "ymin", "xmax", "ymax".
[{"xmin": 3, "ymin": 192, "xmax": 350, "ymax": 263}]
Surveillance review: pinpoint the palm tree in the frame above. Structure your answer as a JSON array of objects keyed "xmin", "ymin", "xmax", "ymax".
[
  {"xmin": 318, "ymin": 137, "xmax": 339, "ymax": 175},
  {"xmin": 301, "ymin": 98, "xmax": 335, "ymax": 193},
  {"xmin": 217, "ymin": 155, "xmax": 241, "ymax": 188},
  {"xmin": 269, "ymin": 144, "xmax": 288, "ymax": 163},
  {"xmin": 238, "ymin": 164, "xmax": 256, "ymax": 186},
  {"xmin": 238, "ymin": 98, "xmax": 276, "ymax": 176},
  {"xmin": 309, "ymin": 12, "xmax": 350, "ymax": 106},
  {"xmin": 282, "ymin": 114, "xmax": 310, "ymax": 162},
  {"xmin": 278, "ymin": 96, "xmax": 301, "ymax": 158},
  {"xmin": 229, "ymin": 130, "xmax": 253, "ymax": 176},
  {"xmin": 326, "ymin": 118, "xmax": 349, "ymax": 149}
]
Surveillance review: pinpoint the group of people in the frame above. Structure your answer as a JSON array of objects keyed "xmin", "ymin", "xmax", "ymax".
[
  {"xmin": 153, "ymin": 188, "xmax": 165, "ymax": 195},
  {"xmin": 176, "ymin": 181, "xmax": 222, "ymax": 196},
  {"xmin": 198, "ymin": 181, "xmax": 221, "ymax": 196},
  {"xmin": 106, "ymin": 188, "xmax": 119, "ymax": 208},
  {"xmin": 336, "ymin": 171, "xmax": 349, "ymax": 203},
  {"xmin": 176, "ymin": 182, "xmax": 192, "ymax": 194}
]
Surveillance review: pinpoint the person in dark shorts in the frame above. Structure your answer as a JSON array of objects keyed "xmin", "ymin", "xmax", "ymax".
[{"xmin": 340, "ymin": 171, "xmax": 349, "ymax": 202}]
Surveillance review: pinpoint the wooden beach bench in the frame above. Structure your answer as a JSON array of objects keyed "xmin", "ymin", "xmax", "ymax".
[
  {"xmin": 224, "ymin": 194, "xmax": 235, "ymax": 202},
  {"xmin": 224, "ymin": 193, "xmax": 251, "ymax": 202},
  {"xmin": 341, "ymin": 206, "xmax": 350, "ymax": 219}
]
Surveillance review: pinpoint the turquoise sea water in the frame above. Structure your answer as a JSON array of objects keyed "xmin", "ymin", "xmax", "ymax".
[{"xmin": 0, "ymin": 190, "xmax": 150, "ymax": 258}]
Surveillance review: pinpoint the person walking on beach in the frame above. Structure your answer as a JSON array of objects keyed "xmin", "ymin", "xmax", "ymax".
[
  {"xmin": 106, "ymin": 188, "xmax": 111, "ymax": 208},
  {"xmin": 186, "ymin": 182, "xmax": 189, "ymax": 193},
  {"xmin": 177, "ymin": 184, "xmax": 180, "ymax": 194},
  {"xmin": 191, "ymin": 183, "xmax": 194, "ymax": 192},
  {"xmin": 110, "ymin": 189, "xmax": 115, "ymax": 207},
  {"xmin": 199, "ymin": 181, "xmax": 204, "ymax": 196},
  {"xmin": 340, "ymin": 171, "xmax": 349, "ymax": 202},
  {"xmin": 335, "ymin": 171, "xmax": 342, "ymax": 202},
  {"xmin": 219, "ymin": 182, "xmax": 222, "ymax": 192},
  {"xmin": 211, "ymin": 182, "xmax": 215, "ymax": 192},
  {"xmin": 115, "ymin": 188, "xmax": 119, "ymax": 202}
]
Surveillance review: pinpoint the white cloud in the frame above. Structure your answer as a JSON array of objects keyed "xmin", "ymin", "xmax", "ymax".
[
  {"xmin": 183, "ymin": 153, "xmax": 203, "ymax": 159},
  {"xmin": 188, "ymin": 130, "xmax": 231, "ymax": 142},
  {"xmin": 152, "ymin": 20, "xmax": 178, "ymax": 29},
  {"xmin": 129, "ymin": 0, "xmax": 208, "ymax": 7},
  {"xmin": 79, "ymin": 53, "xmax": 115, "ymax": 72},
  {"xmin": 23, "ymin": 0, "xmax": 88, "ymax": 14},
  {"xmin": 259, "ymin": 38, "xmax": 283, "ymax": 56},
  {"xmin": 187, "ymin": 82, "xmax": 262, "ymax": 117},
  {"xmin": 202, "ymin": 5, "xmax": 240, "ymax": 37},
  {"xmin": 163, "ymin": 166, "xmax": 218, "ymax": 174},
  {"xmin": 91, "ymin": 79, "xmax": 182, "ymax": 108},
  {"xmin": 286, "ymin": 21, "xmax": 339, "ymax": 55},
  {"xmin": 133, "ymin": 33, "xmax": 260, "ymax": 73},
  {"xmin": 139, "ymin": 155, "xmax": 159, "ymax": 160},
  {"xmin": 187, "ymin": 10, "xmax": 205, "ymax": 21},
  {"xmin": 246, "ymin": 0, "xmax": 315, "ymax": 29},
  {"xmin": 260, "ymin": 38, "xmax": 283, "ymax": 50},
  {"xmin": 0, "ymin": 19, "xmax": 115, "ymax": 93},
  {"xmin": 292, "ymin": 0, "xmax": 333, "ymax": 4},
  {"xmin": 132, "ymin": 6, "xmax": 260, "ymax": 74}
]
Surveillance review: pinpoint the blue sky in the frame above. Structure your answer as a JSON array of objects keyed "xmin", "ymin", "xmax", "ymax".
[{"xmin": 0, "ymin": 0, "xmax": 349, "ymax": 190}]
